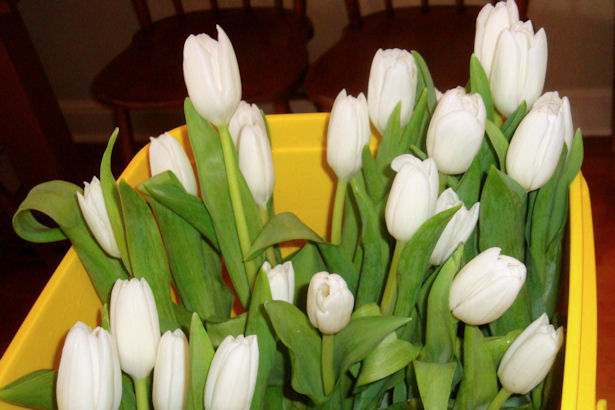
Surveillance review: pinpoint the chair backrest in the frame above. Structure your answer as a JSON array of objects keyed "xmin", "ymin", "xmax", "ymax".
[
  {"xmin": 343, "ymin": 0, "xmax": 528, "ymax": 29},
  {"xmin": 130, "ymin": 0, "xmax": 307, "ymax": 30}
]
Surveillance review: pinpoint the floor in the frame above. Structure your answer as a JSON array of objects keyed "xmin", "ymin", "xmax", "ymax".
[{"xmin": 0, "ymin": 138, "xmax": 613, "ymax": 404}]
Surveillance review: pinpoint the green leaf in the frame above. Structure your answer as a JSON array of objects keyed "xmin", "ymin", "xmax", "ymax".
[
  {"xmin": 413, "ymin": 361, "xmax": 456, "ymax": 410},
  {"xmin": 118, "ymin": 180, "xmax": 177, "ymax": 331},
  {"xmin": 205, "ymin": 313, "xmax": 247, "ymax": 347},
  {"xmin": 317, "ymin": 243, "xmax": 360, "ymax": 296},
  {"xmin": 119, "ymin": 373, "xmax": 136, "ymax": 410},
  {"xmin": 362, "ymin": 145, "xmax": 386, "ymax": 202},
  {"xmin": 356, "ymin": 332, "xmax": 421, "ymax": 387},
  {"xmin": 402, "ymin": 89, "xmax": 428, "ymax": 152},
  {"xmin": 454, "ymin": 325, "xmax": 498, "ymax": 410},
  {"xmin": 186, "ymin": 313, "xmax": 215, "ymax": 410},
  {"xmin": 456, "ymin": 157, "xmax": 481, "ymax": 208},
  {"xmin": 376, "ymin": 102, "xmax": 403, "ymax": 172},
  {"xmin": 393, "ymin": 206, "xmax": 460, "ymax": 331},
  {"xmin": 412, "ymin": 51, "xmax": 437, "ymax": 114},
  {"xmin": 290, "ymin": 243, "xmax": 327, "ymax": 311},
  {"xmin": 246, "ymin": 271, "xmax": 276, "ymax": 410},
  {"xmin": 264, "ymin": 300, "xmax": 324, "ymax": 398},
  {"xmin": 0, "ymin": 369, "xmax": 56, "ymax": 410},
  {"xmin": 12, "ymin": 181, "xmax": 128, "ymax": 301},
  {"xmin": 501, "ymin": 101, "xmax": 527, "ymax": 141},
  {"xmin": 246, "ymin": 212, "xmax": 324, "ymax": 260},
  {"xmin": 139, "ymin": 171, "xmax": 218, "ymax": 250},
  {"xmin": 485, "ymin": 329, "xmax": 522, "ymax": 366},
  {"xmin": 470, "ymin": 55, "xmax": 494, "ymax": 121},
  {"xmin": 185, "ymin": 98, "xmax": 250, "ymax": 308},
  {"xmin": 340, "ymin": 188, "xmax": 361, "ymax": 263},
  {"xmin": 420, "ymin": 245, "xmax": 463, "ymax": 364},
  {"xmin": 484, "ymin": 120, "xmax": 509, "ymax": 172}
]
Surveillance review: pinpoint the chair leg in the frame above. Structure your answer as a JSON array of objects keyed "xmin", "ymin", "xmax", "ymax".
[
  {"xmin": 274, "ymin": 99, "xmax": 291, "ymax": 114},
  {"xmin": 113, "ymin": 107, "xmax": 135, "ymax": 166}
]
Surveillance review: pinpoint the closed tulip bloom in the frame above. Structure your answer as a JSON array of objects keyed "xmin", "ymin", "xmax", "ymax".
[
  {"xmin": 204, "ymin": 334, "xmax": 259, "ymax": 410},
  {"xmin": 367, "ymin": 48, "xmax": 418, "ymax": 135},
  {"xmin": 229, "ymin": 101, "xmax": 267, "ymax": 146},
  {"xmin": 430, "ymin": 189, "xmax": 480, "ymax": 265},
  {"xmin": 474, "ymin": 0, "xmax": 519, "ymax": 77},
  {"xmin": 449, "ymin": 247, "xmax": 526, "ymax": 325},
  {"xmin": 76, "ymin": 177, "xmax": 120, "ymax": 258},
  {"xmin": 262, "ymin": 261, "xmax": 295, "ymax": 304},
  {"xmin": 56, "ymin": 322, "xmax": 122, "ymax": 410},
  {"xmin": 506, "ymin": 91, "xmax": 566, "ymax": 191},
  {"xmin": 237, "ymin": 123, "xmax": 275, "ymax": 206},
  {"xmin": 426, "ymin": 87, "xmax": 486, "ymax": 174},
  {"xmin": 307, "ymin": 272, "xmax": 354, "ymax": 334},
  {"xmin": 385, "ymin": 154, "xmax": 439, "ymax": 242},
  {"xmin": 153, "ymin": 329, "xmax": 189, "ymax": 410},
  {"xmin": 498, "ymin": 313, "xmax": 563, "ymax": 394},
  {"xmin": 149, "ymin": 132, "xmax": 198, "ymax": 196},
  {"xmin": 110, "ymin": 278, "xmax": 160, "ymax": 380},
  {"xmin": 326, "ymin": 89, "xmax": 371, "ymax": 181},
  {"xmin": 183, "ymin": 26, "xmax": 241, "ymax": 126},
  {"xmin": 490, "ymin": 20, "xmax": 548, "ymax": 116},
  {"xmin": 562, "ymin": 96, "xmax": 574, "ymax": 152}
]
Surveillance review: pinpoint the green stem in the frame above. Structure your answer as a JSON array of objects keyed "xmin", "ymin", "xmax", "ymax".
[
  {"xmin": 259, "ymin": 205, "xmax": 277, "ymax": 264},
  {"xmin": 487, "ymin": 387, "xmax": 512, "ymax": 410},
  {"xmin": 134, "ymin": 377, "xmax": 150, "ymax": 410},
  {"xmin": 322, "ymin": 334, "xmax": 335, "ymax": 395},
  {"xmin": 219, "ymin": 124, "xmax": 256, "ymax": 287},
  {"xmin": 380, "ymin": 240, "xmax": 406, "ymax": 315},
  {"xmin": 331, "ymin": 179, "xmax": 347, "ymax": 245},
  {"xmin": 438, "ymin": 172, "xmax": 447, "ymax": 194}
]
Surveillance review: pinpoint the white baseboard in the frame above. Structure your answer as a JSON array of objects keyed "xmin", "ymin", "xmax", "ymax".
[{"xmin": 60, "ymin": 88, "xmax": 612, "ymax": 143}]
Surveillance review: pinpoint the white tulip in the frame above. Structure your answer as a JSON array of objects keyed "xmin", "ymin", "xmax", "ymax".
[
  {"xmin": 562, "ymin": 96, "xmax": 574, "ymax": 153},
  {"xmin": 498, "ymin": 313, "xmax": 563, "ymax": 394},
  {"xmin": 307, "ymin": 272, "xmax": 354, "ymax": 335},
  {"xmin": 490, "ymin": 20, "xmax": 548, "ymax": 116},
  {"xmin": 237, "ymin": 123, "xmax": 275, "ymax": 206},
  {"xmin": 229, "ymin": 101, "xmax": 267, "ymax": 146},
  {"xmin": 56, "ymin": 322, "xmax": 122, "ymax": 410},
  {"xmin": 153, "ymin": 329, "xmax": 189, "ymax": 410},
  {"xmin": 262, "ymin": 261, "xmax": 295, "ymax": 304},
  {"xmin": 474, "ymin": 0, "xmax": 520, "ymax": 77},
  {"xmin": 449, "ymin": 247, "xmax": 526, "ymax": 325},
  {"xmin": 385, "ymin": 154, "xmax": 439, "ymax": 242},
  {"xmin": 76, "ymin": 176, "xmax": 120, "ymax": 258},
  {"xmin": 326, "ymin": 89, "xmax": 371, "ymax": 181},
  {"xmin": 183, "ymin": 26, "xmax": 241, "ymax": 126},
  {"xmin": 204, "ymin": 334, "xmax": 259, "ymax": 410},
  {"xmin": 506, "ymin": 91, "xmax": 566, "ymax": 191},
  {"xmin": 110, "ymin": 278, "xmax": 160, "ymax": 380},
  {"xmin": 149, "ymin": 132, "xmax": 198, "ymax": 196},
  {"xmin": 426, "ymin": 87, "xmax": 486, "ymax": 175},
  {"xmin": 430, "ymin": 189, "xmax": 480, "ymax": 265},
  {"xmin": 367, "ymin": 48, "xmax": 418, "ymax": 135}
]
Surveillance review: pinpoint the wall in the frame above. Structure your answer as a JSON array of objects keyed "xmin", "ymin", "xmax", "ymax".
[{"xmin": 18, "ymin": 0, "xmax": 613, "ymax": 141}]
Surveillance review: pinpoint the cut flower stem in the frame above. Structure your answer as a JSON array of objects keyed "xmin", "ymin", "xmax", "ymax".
[
  {"xmin": 134, "ymin": 377, "xmax": 150, "ymax": 410},
  {"xmin": 331, "ymin": 179, "xmax": 347, "ymax": 245},
  {"xmin": 380, "ymin": 240, "xmax": 406, "ymax": 315},
  {"xmin": 487, "ymin": 387, "xmax": 512, "ymax": 410},
  {"xmin": 259, "ymin": 205, "xmax": 277, "ymax": 263},
  {"xmin": 322, "ymin": 334, "xmax": 335, "ymax": 395}
]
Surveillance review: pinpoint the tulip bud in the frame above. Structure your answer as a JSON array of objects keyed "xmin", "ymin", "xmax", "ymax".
[
  {"xmin": 204, "ymin": 334, "xmax": 259, "ymax": 410},
  {"xmin": 385, "ymin": 154, "xmax": 439, "ymax": 242},
  {"xmin": 498, "ymin": 313, "xmax": 563, "ymax": 394},
  {"xmin": 183, "ymin": 26, "xmax": 241, "ymax": 126},
  {"xmin": 367, "ymin": 48, "xmax": 418, "ymax": 135},
  {"xmin": 449, "ymin": 247, "xmax": 526, "ymax": 325},
  {"xmin": 153, "ymin": 329, "xmax": 189, "ymax": 410},
  {"xmin": 506, "ymin": 91, "xmax": 566, "ymax": 191},
  {"xmin": 237, "ymin": 123, "xmax": 275, "ymax": 206},
  {"xmin": 149, "ymin": 132, "xmax": 198, "ymax": 196},
  {"xmin": 474, "ymin": 0, "xmax": 520, "ymax": 77},
  {"xmin": 56, "ymin": 322, "xmax": 122, "ymax": 410},
  {"xmin": 430, "ymin": 189, "xmax": 480, "ymax": 265},
  {"xmin": 326, "ymin": 89, "xmax": 371, "ymax": 181},
  {"xmin": 229, "ymin": 101, "xmax": 267, "ymax": 146},
  {"xmin": 76, "ymin": 176, "xmax": 120, "ymax": 258},
  {"xmin": 307, "ymin": 272, "xmax": 354, "ymax": 335},
  {"xmin": 110, "ymin": 278, "xmax": 160, "ymax": 380},
  {"xmin": 426, "ymin": 87, "xmax": 486, "ymax": 175},
  {"xmin": 490, "ymin": 20, "xmax": 548, "ymax": 116},
  {"xmin": 262, "ymin": 261, "xmax": 295, "ymax": 304}
]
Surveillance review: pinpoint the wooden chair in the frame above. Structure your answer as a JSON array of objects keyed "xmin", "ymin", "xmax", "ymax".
[
  {"xmin": 305, "ymin": 0, "xmax": 528, "ymax": 111},
  {"xmin": 92, "ymin": 0, "xmax": 312, "ymax": 164}
]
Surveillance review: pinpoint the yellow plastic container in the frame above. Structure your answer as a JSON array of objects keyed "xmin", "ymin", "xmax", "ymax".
[{"xmin": 0, "ymin": 114, "xmax": 599, "ymax": 409}]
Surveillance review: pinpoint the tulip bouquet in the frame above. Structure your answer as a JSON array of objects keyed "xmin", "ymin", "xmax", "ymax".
[{"xmin": 1, "ymin": 0, "xmax": 583, "ymax": 409}]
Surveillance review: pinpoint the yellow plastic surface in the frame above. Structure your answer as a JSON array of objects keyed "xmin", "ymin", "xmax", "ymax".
[{"xmin": 0, "ymin": 114, "xmax": 599, "ymax": 409}]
